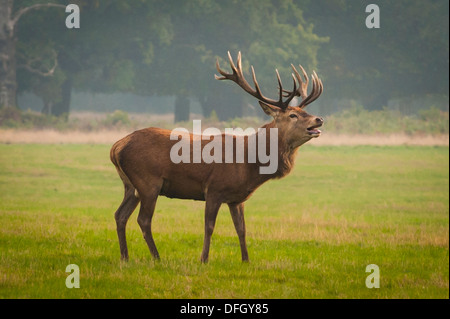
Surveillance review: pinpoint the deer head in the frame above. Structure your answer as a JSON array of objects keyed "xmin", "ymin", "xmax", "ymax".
[{"xmin": 215, "ymin": 51, "xmax": 324, "ymax": 149}]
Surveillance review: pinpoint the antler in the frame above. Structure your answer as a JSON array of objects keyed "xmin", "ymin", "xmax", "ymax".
[
  {"xmin": 287, "ymin": 64, "xmax": 324, "ymax": 109},
  {"xmin": 215, "ymin": 51, "xmax": 298, "ymax": 110},
  {"xmin": 216, "ymin": 52, "xmax": 323, "ymax": 110}
]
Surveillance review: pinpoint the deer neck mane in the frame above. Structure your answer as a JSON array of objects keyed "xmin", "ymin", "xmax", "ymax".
[{"xmin": 259, "ymin": 121, "xmax": 299, "ymax": 180}]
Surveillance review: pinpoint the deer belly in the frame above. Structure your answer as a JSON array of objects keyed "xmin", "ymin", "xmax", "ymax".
[
  {"xmin": 159, "ymin": 178, "xmax": 205, "ymax": 201},
  {"xmin": 226, "ymin": 189, "xmax": 255, "ymax": 204}
]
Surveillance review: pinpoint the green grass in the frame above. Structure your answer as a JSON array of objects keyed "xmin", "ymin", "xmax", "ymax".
[{"xmin": 0, "ymin": 144, "xmax": 448, "ymax": 298}]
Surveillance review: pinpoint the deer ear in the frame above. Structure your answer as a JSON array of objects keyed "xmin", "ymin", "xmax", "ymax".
[{"xmin": 258, "ymin": 101, "xmax": 280, "ymax": 117}]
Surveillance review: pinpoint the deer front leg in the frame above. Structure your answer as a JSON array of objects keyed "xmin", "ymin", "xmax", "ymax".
[
  {"xmin": 228, "ymin": 202, "xmax": 249, "ymax": 262},
  {"xmin": 200, "ymin": 197, "xmax": 221, "ymax": 263}
]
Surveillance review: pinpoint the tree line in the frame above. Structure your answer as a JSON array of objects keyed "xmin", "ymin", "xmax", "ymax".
[{"xmin": 1, "ymin": 0, "xmax": 448, "ymax": 121}]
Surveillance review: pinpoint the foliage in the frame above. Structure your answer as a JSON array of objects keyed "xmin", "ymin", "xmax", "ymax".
[
  {"xmin": 13, "ymin": 0, "xmax": 327, "ymax": 120},
  {"xmin": 15, "ymin": 0, "xmax": 173, "ymax": 116},
  {"xmin": 6, "ymin": 0, "xmax": 450, "ymax": 120},
  {"xmin": 145, "ymin": 0, "xmax": 327, "ymax": 120},
  {"xmin": 0, "ymin": 108, "xmax": 135, "ymax": 131},
  {"xmin": 1, "ymin": 105, "xmax": 448, "ymax": 136},
  {"xmin": 0, "ymin": 106, "xmax": 65, "ymax": 129},
  {"xmin": 304, "ymin": 0, "xmax": 449, "ymax": 109},
  {"xmin": 102, "ymin": 110, "xmax": 131, "ymax": 128},
  {"xmin": 324, "ymin": 104, "xmax": 449, "ymax": 135}
]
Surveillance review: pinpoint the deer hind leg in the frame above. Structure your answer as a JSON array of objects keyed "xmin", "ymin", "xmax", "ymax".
[
  {"xmin": 137, "ymin": 186, "xmax": 161, "ymax": 260},
  {"xmin": 228, "ymin": 202, "xmax": 249, "ymax": 262},
  {"xmin": 114, "ymin": 184, "xmax": 140, "ymax": 261},
  {"xmin": 200, "ymin": 197, "xmax": 222, "ymax": 263}
]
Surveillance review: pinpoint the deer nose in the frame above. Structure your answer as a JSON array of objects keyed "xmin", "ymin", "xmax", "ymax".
[{"xmin": 315, "ymin": 117, "xmax": 324, "ymax": 125}]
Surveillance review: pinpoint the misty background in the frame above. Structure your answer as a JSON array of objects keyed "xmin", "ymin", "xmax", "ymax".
[{"xmin": 1, "ymin": 0, "xmax": 449, "ymax": 124}]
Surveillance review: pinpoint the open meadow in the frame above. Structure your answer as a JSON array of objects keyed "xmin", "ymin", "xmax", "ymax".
[{"xmin": 0, "ymin": 143, "xmax": 448, "ymax": 298}]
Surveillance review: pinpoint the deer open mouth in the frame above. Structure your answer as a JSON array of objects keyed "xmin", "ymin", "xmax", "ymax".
[{"xmin": 307, "ymin": 124, "xmax": 322, "ymax": 137}]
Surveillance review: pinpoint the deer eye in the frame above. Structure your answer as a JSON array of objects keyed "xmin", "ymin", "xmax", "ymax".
[{"xmin": 289, "ymin": 114, "xmax": 298, "ymax": 119}]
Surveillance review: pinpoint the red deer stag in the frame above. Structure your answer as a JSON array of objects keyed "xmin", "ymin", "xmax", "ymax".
[{"xmin": 110, "ymin": 52, "xmax": 324, "ymax": 263}]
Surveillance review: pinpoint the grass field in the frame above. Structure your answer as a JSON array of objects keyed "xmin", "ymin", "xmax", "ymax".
[{"xmin": 0, "ymin": 144, "xmax": 448, "ymax": 298}]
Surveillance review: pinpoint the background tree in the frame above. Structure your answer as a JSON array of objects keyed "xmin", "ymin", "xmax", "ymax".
[
  {"xmin": 17, "ymin": 0, "xmax": 173, "ymax": 118},
  {"xmin": 0, "ymin": 0, "xmax": 64, "ymax": 109},
  {"xmin": 304, "ymin": 0, "xmax": 449, "ymax": 111},
  {"xmin": 5, "ymin": 0, "xmax": 449, "ymax": 121},
  {"xmin": 145, "ymin": 0, "xmax": 326, "ymax": 121}
]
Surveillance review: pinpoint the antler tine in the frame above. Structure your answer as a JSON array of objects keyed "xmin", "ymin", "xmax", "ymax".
[
  {"xmin": 288, "ymin": 73, "xmax": 298, "ymax": 105},
  {"xmin": 251, "ymin": 66, "xmax": 263, "ymax": 97},
  {"xmin": 290, "ymin": 64, "xmax": 309, "ymax": 99},
  {"xmin": 299, "ymin": 74, "xmax": 316, "ymax": 108},
  {"xmin": 298, "ymin": 65, "xmax": 308, "ymax": 82},
  {"xmin": 299, "ymin": 71, "xmax": 323, "ymax": 109},
  {"xmin": 215, "ymin": 60, "xmax": 229, "ymax": 80},
  {"xmin": 214, "ymin": 51, "xmax": 238, "ymax": 80},
  {"xmin": 279, "ymin": 72, "xmax": 298, "ymax": 105},
  {"xmin": 214, "ymin": 60, "xmax": 225, "ymax": 80},
  {"xmin": 229, "ymin": 51, "xmax": 239, "ymax": 75},
  {"xmin": 310, "ymin": 75, "xmax": 324, "ymax": 105},
  {"xmin": 282, "ymin": 73, "xmax": 299, "ymax": 97},
  {"xmin": 275, "ymin": 69, "xmax": 284, "ymax": 104},
  {"xmin": 311, "ymin": 71, "xmax": 323, "ymax": 101}
]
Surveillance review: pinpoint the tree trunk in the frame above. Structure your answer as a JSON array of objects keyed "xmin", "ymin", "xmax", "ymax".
[
  {"xmin": 215, "ymin": 86, "xmax": 243, "ymax": 120},
  {"xmin": 52, "ymin": 76, "xmax": 72, "ymax": 119},
  {"xmin": 41, "ymin": 100, "xmax": 53, "ymax": 115},
  {"xmin": 0, "ymin": 0, "xmax": 17, "ymax": 108},
  {"xmin": 198, "ymin": 95, "xmax": 213, "ymax": 118},
  {"xmin": 0, "ymin": 37, "xmax": 17, "ymax": 108},
  {"xmin": 365, "ymin": 92, "xmax": 389, "ymax": 111},
  {"xmin": 174, "ymin": 94, "xmax": 190, "ymax": 123},
  {"xmin": 199, "ymin": 85, "xmax": 243, "ymax": 121}
]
